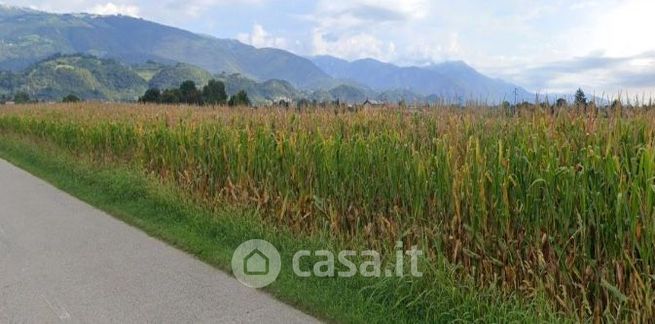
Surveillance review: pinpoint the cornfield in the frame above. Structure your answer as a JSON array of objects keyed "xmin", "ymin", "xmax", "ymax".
[{"xmin": 1, "ymin": 103, "xmax": 654, "ymax": 321}]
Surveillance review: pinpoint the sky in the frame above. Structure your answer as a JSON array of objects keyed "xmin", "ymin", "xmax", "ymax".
[{"xmin": 3, "ymin": 0, "xmax": 655, "ymax": 97}]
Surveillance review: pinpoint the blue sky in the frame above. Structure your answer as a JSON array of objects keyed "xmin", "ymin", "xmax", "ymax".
[{"xmin": 4, "ymin": 0, "xmax": 655, "ymax": 96}]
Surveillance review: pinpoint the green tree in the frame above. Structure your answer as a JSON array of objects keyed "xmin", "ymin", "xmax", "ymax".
[
  {"xmin": 161, "ymin": 89, "xmax": 181, "ymax": 104},
  {"xmin": 62, "ymin": 94, "xmax": 81, "ymax": 103},
  {"xmin": 611, "ymin": 99, "xmax": 623, "ymax": 115},
  {"xmin": 611, "ymin": 99, "xmax": 622, "ymax": 109},
  {"xmin": 202, "ymin": 79, "xmax": 227, "ymax": 105},
  {"xmin": 228, "ymin": 90, "xmax": 251, "ymax": 107},
  {"xmin": 139, "ymin": 88, "xmax": 161, "ymax": 103},
  {"xmin": 179, "ymin": 80, "xmax": 202, "ymax": 105},
  {"xmin": 296, "ymin": 98, "xmax": 311, "ymax": 109},
  {"xmin": 13, "ymin": 91, "xmax": 31, "ymax": 104},
  {"xmin": 556, "ymin": 98, "xmax": 567, "ymax": 108},
  {"xmin": 277, "ymin": 99, "xmax": 290, "ymax": 108},
  {"xmin": 500, "ymin": 100, "xmax": 512, "ymax": 116},
  {"xmin": 574, "ymin": 88, "xmax": 587, "ymax": 107}
]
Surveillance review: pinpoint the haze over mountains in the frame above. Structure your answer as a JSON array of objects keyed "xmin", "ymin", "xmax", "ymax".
[
  {"xmin": 0, "ymin": 5, "xmax": 534, "ymax": 104},
  {"xmin": 311, "ymin": 56, "xmax": 532, "ymax": 101}
]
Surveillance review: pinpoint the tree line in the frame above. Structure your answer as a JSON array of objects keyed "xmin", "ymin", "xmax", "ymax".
[
  {"xmin": 1, "ymin": 92, "xmax": 81, "ymax": 104},
  {"xmin": 138, "ymin": 80, "xmax": 250, "ymax": 106},
  {"xmin": 0, "ymin": 91, "xmax": 33, "ymax": 104},
  {"xmin": 498, "ymin": 88, "xmax": 651, "ymax": 118}
]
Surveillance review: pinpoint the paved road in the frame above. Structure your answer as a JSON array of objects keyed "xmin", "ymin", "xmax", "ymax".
[{"xmin": 0, "ymin": 159, "xmax": 318, "ymax": 323}]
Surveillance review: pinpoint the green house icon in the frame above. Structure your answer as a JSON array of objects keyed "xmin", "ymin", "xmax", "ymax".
[{"xmin": 244, "ymin": 249, "xmax": 270, "ymax": 275}]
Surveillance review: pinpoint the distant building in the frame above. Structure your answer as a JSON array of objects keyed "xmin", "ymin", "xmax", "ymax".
[
  {"xmin": 362, "ymin": 99, "xmax": 383, "ymax": 108},
  {"xmin": 4, "ymin": 101, "xmax": 15, "ymax": 105}
]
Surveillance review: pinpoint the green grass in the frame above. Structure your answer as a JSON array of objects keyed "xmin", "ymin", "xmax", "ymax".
[{"xmin": 0, "ymin": 134, "xmax": 562, "ymax": 323}]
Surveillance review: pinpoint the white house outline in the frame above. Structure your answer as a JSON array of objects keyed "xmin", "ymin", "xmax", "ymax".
[{"xmin": 244, "ymin": 249, "xmax": 269, "ymax": 275}]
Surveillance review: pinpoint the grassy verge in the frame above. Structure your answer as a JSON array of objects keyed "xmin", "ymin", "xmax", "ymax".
[{"xmin": 0, "ymin": 135, "xmax": 564, "ymax": 323}]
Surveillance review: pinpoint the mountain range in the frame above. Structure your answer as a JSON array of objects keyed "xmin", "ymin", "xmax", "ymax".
[
  {"xmin": 0, "ymin": 5, "xmax": 534, "ymax": 104},
  {"xmin": 311, "ymin": 56, "xmax": 532, "ymax": 102},
  {"xmin": 0, "ymin": 54, "xmax": 300, "ymax": 103}
]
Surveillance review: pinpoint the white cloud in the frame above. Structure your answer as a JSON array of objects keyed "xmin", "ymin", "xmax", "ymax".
[
  {"xmin": 587, "ymin": 0, "xmax": 655, "ymax": 57},
  {"xmin": 569, "ymin": 1, "xmax": 600, "ymax": 10},
  {"xmin": 237, "ymin": 24, "xmax": 288, "ymax": 49},
  {"xmin": 309, "ymin": 0, "xmax": 429, "ymax": 36},
  {"xmin": 312, "ymin": 29, "xmax": 396, "ymax": 61},
  {"xmin": 88, "ymin": 2, "xmax": 140, "ymax": 17},
  {"xmin": 403, "ymin": 32, "xmax": 463, "ymax": 65},
  {"xmin": 317, "ymin": 0, "xmax": 429, "ymax": 22},
  {"xmin": 164, "ymin": 0, "xmax": 266, "ymax": 17},
  {"xmin": 492, "ymin": 51, "xmax": 655, "ymax": 95},
  {"xmin": 306, "ymin": 0, "xmax": 430, "ymax": 62}
]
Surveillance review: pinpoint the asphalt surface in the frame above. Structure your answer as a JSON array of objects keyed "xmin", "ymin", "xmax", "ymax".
[{"xmin": 0, "ymin": 159, "xmax": 318, "ymax": 323}]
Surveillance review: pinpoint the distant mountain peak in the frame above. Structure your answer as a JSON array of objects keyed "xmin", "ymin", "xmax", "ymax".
[
  {"xmin": 442, "ymin": 59, "xmax": 468, "ymax": 66},
  {"xmin": 353, "ymin": 58, "xmax": 383, "ymax": 64},
  {"xmin": 0, "ymin": 8, "xmax": 332, "ymax": 89},
  {"xmin": 428, "ymin": 60, "xmax": 476, "ymax": 72},
  {"xmin": 310, "ymin": 56, "xmax": 533, "ymax": 102},
  {"xmin": 0, "ymin": 3, "xmax": 35, "ymax": 13},
  {"xmin": 0, "ymin": 3, "xmax": 20, "ymax": 9}
]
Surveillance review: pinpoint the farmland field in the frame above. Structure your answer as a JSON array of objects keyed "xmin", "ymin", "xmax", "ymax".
[{"xmin": 0, "ymin": 103, "xmax": 654, "ymax": 322}]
